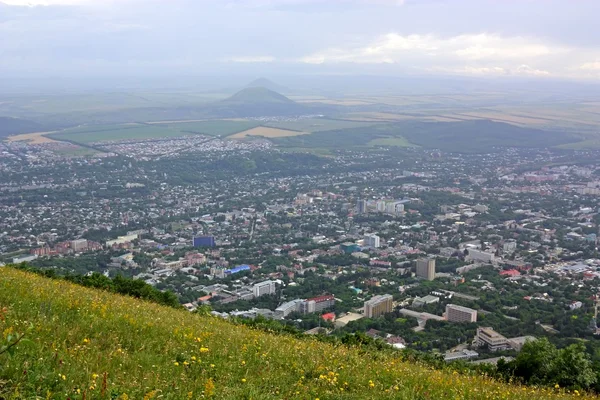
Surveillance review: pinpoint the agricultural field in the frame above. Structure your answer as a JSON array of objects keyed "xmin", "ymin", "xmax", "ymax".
[
  {"xmin": 163, "ymin": 120, "xmax": 261, "ymax": 136},
  {"xmin": 49, "ymin": 124, "xmax": 192, "ymax": 144},
  {"xmin": 47, "ymin": 120, "xmax": 260, "ymax": 144},
  {"xmin": 6, "ymin": 131, "xmax": 58, "ymax": 144},
  {"xmin": 0, "ymin": 267, "xmax": 588, "ymax": 400},
  {"xmin": 264, "ymin": 118, "xmax": 380, "ymax": 133},
  {"xmin": 368, "ymin": 137, "xmax": 415, "ymax": 147},
  {"xmin": 230, "ymin": 126, "xmax": 308, "ymax": 139}
]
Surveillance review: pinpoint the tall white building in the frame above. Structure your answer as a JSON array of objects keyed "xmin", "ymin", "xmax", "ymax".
[
  {"xmin": 253, "ymin": 280, "xmax": 276, "ymax": 298},
  {"xmin": 364, "ymin": 234, "xmax": 381, "ymax": 248}
]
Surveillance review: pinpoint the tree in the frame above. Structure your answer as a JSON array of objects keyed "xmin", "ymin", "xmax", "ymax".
[
  {"xmin": 512, "ymin": 337, "xmax": 557, "ymax": 384},
  {"xmin": 508, "ymin": 338, "xmax": 596, "ymax": 391},
  {"xmin": 553, "ymin": 342, "xmax": 596, "ymax": 390}
]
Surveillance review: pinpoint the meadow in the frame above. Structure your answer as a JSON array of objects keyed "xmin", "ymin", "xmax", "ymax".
[{"xmin": 0, "ymin": 267, "xmax": 592, "ymax": 400}]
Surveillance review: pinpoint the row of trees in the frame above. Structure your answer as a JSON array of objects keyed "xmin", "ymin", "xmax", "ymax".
[{"xmin": 13, "ymin": 264, "xmax": 180, "ymax": 309}]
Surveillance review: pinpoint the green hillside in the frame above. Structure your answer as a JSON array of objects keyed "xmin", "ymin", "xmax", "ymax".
[{"xmin": 0, "ymin": 267, "xmax": 590, "ymax": 399}]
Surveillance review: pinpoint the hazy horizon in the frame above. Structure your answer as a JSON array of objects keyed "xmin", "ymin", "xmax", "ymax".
[{"xmin": 1, "ymin": 0, "xmax": 600, "ymax": 85}]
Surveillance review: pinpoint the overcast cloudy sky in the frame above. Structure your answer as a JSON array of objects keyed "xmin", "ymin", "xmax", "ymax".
[{"xmin": 1, "ymin": 0, "xmax": 599, "ymax": 81}]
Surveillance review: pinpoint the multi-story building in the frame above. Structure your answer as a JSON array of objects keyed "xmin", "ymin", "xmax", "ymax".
[
  {"xmin": 364, "ymin": 294, "xmax": 393, "ymax": 318},
  {"xmin": 467, "ymin": 249, "xmax": 496, "ymax": 263},
  {"xmin": 364, "ymin": 234, "xmax": 381, "ymax": 248},
  {"xmin": 193, "ymin": 236, "xmax": 216, "ymax": 248},
  {"xmin": 301, "ymin": 294, "xmax": 335, "ymax": 314},
  {"xmin": 503, "ymin": 240, "xmax": 517, "ymax": 253},
  {"xmin": 473, "ymin": 204, "xmax": 489, "ymax": 213},
  {"xmin": 385, "ymin": 201, "xmax": 405, "ymax": 215},
  {"xmin": 340, "ymin": 242, "xmax": 360, "ymax": 254},
  {"xmin": 71, "ymin": 239, "xmax": 88, "ymax": 253},
  {"xmin": 275, "ymin": 299, "xmax": 304, "ymax": 319},
  {"xmin": 475, "ymin": 327, "xmax": 510, "ymax": 351},
  {"xmin": 413, "ymin": 295, "xmax": 440, "ymax": 308},
  {"xmin": 357, "ymin": 199, "xmax": 368, "ymax": 214},
  {"xmin": 253, "ymin": 280, "xmax": 276, "ymax": 298},
  {"xmin": 416, "ymin": 258, "xmax": 436, "ymax": 281},
  {"xmin": 445, "ymin": 304, "xmax": 477, "ymax": 323}
]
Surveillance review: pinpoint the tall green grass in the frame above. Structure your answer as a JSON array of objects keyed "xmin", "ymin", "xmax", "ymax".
[{"xmin": 0, "ymin": 268, "xmax": 592, "ymax": 399}]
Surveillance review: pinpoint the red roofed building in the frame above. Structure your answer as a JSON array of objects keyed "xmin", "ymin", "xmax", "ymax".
[
  {"xmin": 198, "ymin": 295, "xmax": 212, "ymax": 303},
  {"xmin": 500, "ymin": 269, "xmax": 521, "ymax": 277},
  {"xmin": 322, "ymin": 312, "xmax": 336, "ymax": 322}
]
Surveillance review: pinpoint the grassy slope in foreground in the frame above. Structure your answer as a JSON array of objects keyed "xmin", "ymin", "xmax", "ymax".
[{"xmin": 0, "ymin": 268, "xmax": 590, "ymax": 400}]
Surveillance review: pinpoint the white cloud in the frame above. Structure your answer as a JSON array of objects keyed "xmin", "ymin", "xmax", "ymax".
[
  {"xmin": 300, "ymin": 32, "xmax": 600, "ymax": 78},
  {"xmin": 515, "ymin": 64, "xmax": 550, "ymax": 76},
  {"xmin": 580, "ymin": 61, "xmax": 600, "ymax": 71},
  {"xmin": 451, "ymin": 34, "xmax": 555, "ymax": 60},
  {"xmin": 302, "ymin": 33, "xmax": 563, "ymax": 64},
  {"xmin": 225, "ymin": 56, "xmax": 276, "ymax": 63}
]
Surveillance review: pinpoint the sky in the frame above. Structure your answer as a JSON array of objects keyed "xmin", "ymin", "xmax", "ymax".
[{"xmin": 1, "ymin": 0, "xmax": 600, "ymax": 81}]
